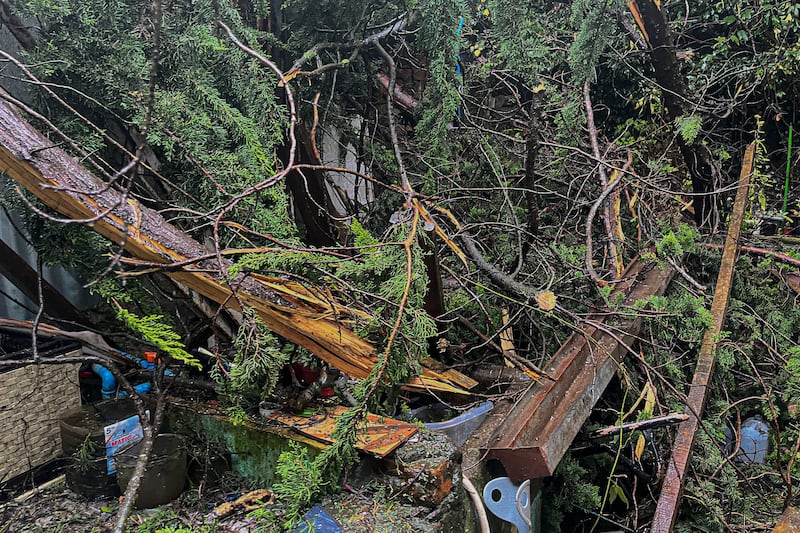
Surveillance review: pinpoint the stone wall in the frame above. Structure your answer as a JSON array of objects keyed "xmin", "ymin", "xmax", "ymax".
[{"xmin": 0, "ymin": 351, "xmax": 82, "ymax": 481}]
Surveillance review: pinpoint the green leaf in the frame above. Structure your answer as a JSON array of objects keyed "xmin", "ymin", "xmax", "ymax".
[
  {"xmin": 116, "ymin": 308, "xmax": 201, "ymax": 369},
  {"xmin": 676, "ymin": 115, "xmax": 702, "ymax": 144}
]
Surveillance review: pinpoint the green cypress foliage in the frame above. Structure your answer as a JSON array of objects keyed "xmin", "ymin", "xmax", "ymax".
[{"xmin": 116, "ymin": 307, "xmax": 202, "ymax": 369}]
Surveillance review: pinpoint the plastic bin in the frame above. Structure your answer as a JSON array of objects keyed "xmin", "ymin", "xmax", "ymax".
[
  {"xmin": 59, "ymin": 399, "xmax": 138, "ymax": 498},
  {"xmin": 415, "ymin": 401, "xmax": 494, "ymax": 446}
]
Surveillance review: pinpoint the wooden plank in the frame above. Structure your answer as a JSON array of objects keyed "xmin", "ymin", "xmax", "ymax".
[
  {"xmin": 482, "ymin": 258, "xmax": 676, "ymax": 482},
  {"xmin": 265, "ymin": 406, "xmax": 419, "ymax": 458},
  {"xmin": 651, "ymin": 143, "xmax": 754, "ymax": 532}
]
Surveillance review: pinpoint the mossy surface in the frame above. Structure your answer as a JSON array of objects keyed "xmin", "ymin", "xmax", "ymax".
[{"xmin": 166, "ymin": 405, "xmax": 321, "ymax": 487}]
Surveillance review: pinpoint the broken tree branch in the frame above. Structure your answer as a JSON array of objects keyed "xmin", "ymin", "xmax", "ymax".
[
  {"xmin": 584, "ymin": 81, "xmax": 622, "ymax": 280},
  {"xmin": 456, "ymin": 314, "xmax": 553, "ymax": 381},
  {"xmin": 703, "ymin": 242, "xmax": 800, "ymax": 269},
  {"xmin": 0, "ymin": 88, "xmax": 470, "ymax": 394},
  {"xmin": 587, "ymin": 412, "xmax": 690, "ymax": 439},
  {"xmin": 113, "ymin": 368, "xmax": 167, "ymax": 532}
]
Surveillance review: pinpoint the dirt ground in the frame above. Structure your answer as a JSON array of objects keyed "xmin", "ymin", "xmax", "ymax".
[{"xmin": 0, "ymin": 475, "xmax": 269, "ymax": 532}]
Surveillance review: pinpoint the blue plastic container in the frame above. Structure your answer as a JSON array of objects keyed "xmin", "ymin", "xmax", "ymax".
[
  {"xmin": 293, "ymin": 505, "xmax": 342, "ymax": 533},
  {"xmin": 419, "ymin": 401, "xmax": 494, "ymax": 446},
  {"xmin": 736, "ymin": 416, "xmax": 769, "ymax": 463}
]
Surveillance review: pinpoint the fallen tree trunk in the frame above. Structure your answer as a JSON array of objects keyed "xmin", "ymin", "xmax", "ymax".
[{"xmin": 0, "ymin": 94, "xmax": 472, "ymax": 394}]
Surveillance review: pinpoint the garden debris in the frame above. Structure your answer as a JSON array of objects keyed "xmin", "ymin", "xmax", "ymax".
[
  {"xmin": 587, "ymin": 413, "xmax": 689, "ymax": 439},
  {"xmin": 381, "ymin": 431, "xmax": 459, "ymax": 507},
  {"xmin": 263, "ymin": 406, "xmax": 418, "ymax": 457},
  {"xmin": 209, "ymin": 489, "xmax": 275, "ymax": 519},
  {"xmin": 651, "ymin": 142, "xmax": 754, "ymax": 532}
]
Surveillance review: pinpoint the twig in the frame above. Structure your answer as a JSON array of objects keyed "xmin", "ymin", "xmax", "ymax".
[
  {"xmin": 459, "ymin": 234, "xmax": 542, "ymax": 299},
  {"xmin": 584, "ymin": 174, "xmax": 625, "ymax": 285},
  {"xmin": 666, "ymin": 256, "xmax": 706, "ymax": 292},
  {"xmin": 463, "ymin": 475, "xmax": 490, "ymax": 533},
  {"xmin": 456, "ymin": 314, "xmax": 553, "ymax": 381},
  {"xmin": 215, "ymin": 21, "xmax": 298, "ymax": 315},
  {"xmin": 704, "ymin": 242, "xmax": 800, "ymax": 268},
  {"xmin": 374, "ymin": 41, "xmax": 411, "ymax": 197},
  {"xmin": 32, "ymin": 255, "xmax": 43, "ymax": 362},
  {"xmin": 113, "ymin": 369, "xmax": 167, "ymax": 532},
  {"xmin": 584, "ymin": 81, "xmax": 621, "ymax": 280},
  {"xmin": 587, "ymin": 412, "xmax": 690, "ymax": 439}
]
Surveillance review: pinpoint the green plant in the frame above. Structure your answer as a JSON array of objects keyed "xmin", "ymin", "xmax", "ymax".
[
  {"xmin": 676, "ymin": 115, "xmax": 702, "ymax": 144},
  {"xmin": 73, "ymin": 434, "xmax": 96, "ymax": 473},
  {"xmin": 116, "ymin": 307, "xmax": 201, "ymax": 369},
  {"xmin": 211, "ymin": 308, "xmax": 292, "ymax": 420},
  {"xmin": 655, "ymin": 224, "xmax": 700, "ymax": 258}
]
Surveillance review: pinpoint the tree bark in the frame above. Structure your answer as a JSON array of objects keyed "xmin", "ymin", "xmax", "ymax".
[
  {"xmin": 634, "ymin": 0, "xmax": 718, "ymax": 228},
  {"xmin": 284, "ymin": 124, "xmax": 342, "ymax": 247},
  {"xmin": 0, "ymin": 0, "xmax": 37, "ymax": 51}
]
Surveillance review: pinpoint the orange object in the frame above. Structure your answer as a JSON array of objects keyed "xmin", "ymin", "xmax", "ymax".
[
  {"xmin": 265, "ymin": 406, "xmax": 418, "ymax": 457},
  {"xmin": 144, "ymin": 351, "xmax": 157, "ymax": 364}
]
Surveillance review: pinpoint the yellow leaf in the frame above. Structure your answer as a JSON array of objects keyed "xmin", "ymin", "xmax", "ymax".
[
  {"xmin": 277, "ymin": 68, "xmax": 301, "ymax": 88},
  {"xmin": 644, "ymin": 383, "xmax": 656, "ymax": 418},
  {"xmin": 535, "ymin": 291, "xmax": 556, "ymax": 311},
  {"xmin": 635, "ymin": 434, "xmax": 646, "ymax": 460}
]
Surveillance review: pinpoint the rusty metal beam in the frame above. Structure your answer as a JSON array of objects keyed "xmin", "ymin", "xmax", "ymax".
[
  {"xmin": 651, "ymin": 143, "xmax": 754, "ymax": 531},
  {"xmin": 483, "ymin": 258, "xmax": 676, "ymax": 482}
]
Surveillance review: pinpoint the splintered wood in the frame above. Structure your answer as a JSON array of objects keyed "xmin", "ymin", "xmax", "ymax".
[
  {"xmin": 264, "ymin": 406, "xmax": 419, "ymax": 457},
  {"xmin": 651, "ymin": 143, "xmax": 754, "ymax": 532},
  {"xmin": 0, "ymin": 94, "xmax": 472, "ymax": 395}
]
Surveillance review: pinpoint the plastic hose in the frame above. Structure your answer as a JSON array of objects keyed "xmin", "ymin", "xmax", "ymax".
[{"xmin": 463, "ymin": 474, "xmax": 490, "ymax": 533}]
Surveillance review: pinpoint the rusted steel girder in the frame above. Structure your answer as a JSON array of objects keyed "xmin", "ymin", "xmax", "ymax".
[
  {"xmin": 651, "ymin": 143, "xmax": 754, "ymax": 532},
  {"xmin": 483, "ymin": 258, "xmax": 676, "ymax": 482}
]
